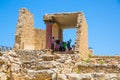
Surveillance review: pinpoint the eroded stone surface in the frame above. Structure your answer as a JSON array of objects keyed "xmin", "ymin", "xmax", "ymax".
[{"xmin": 0, "ymin": 50, "xmax": 120, "ymax": 80}]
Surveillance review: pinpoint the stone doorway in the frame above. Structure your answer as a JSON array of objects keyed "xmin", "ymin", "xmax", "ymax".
[
  {"xmin": 44, "ymin": 12, "xmax": 89, "ymax": 58},
  {"xmin": 63, "ymin": 28, "xmax": 76, "ymax": 46}
]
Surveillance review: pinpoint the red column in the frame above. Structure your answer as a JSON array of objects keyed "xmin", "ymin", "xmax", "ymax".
[{"xmin": 45, "ymin": 22, "xmax": 53, "ymax": 49}]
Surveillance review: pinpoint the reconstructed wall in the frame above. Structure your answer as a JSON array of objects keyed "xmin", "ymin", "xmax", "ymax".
[
  {"xmin": 14, "ymin": 8, "xmax": 92, "ymax": 59},
  {"xmin": 79, "ymin": 14, "xmax": 89, "ymax": 58},
  {"xmin": 14, "ymin": 8, "xmax": 46, "ymax": 50},
  {"xmin": 34, "ymin": 29, "xmax": 46, "ymax": 49},
  {"xmin": 75, "ymin": 13, "xmax": 90, "ymax": 58},
  {"xmin": 52, "ymin": 23, "xmax": 63, "ymax": 41}
]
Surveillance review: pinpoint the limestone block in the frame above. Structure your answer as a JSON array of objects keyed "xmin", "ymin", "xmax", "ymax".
[
  {"xmin": 0, "ymin": 72, "xmax": 7, "ymax": 80},
  {"xmin": 27, "ymin": 70, "xmax": 56, "ymax": 80},
  {"xmin": 0, "ymin": 52, "xmax": 3, "ymax": 56},
  {"xmin": 57, "ymin": 74, "xmax": 67, "ymax": 80},
  {"xmin": 36, "ymin": 61, "xmax": 58, "ymax": 70},
  {"xmin": 41, "ymin": 55, "xmax": 54, "ymax": 61}
]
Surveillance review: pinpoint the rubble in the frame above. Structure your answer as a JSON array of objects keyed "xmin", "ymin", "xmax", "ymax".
[{"xmin": 0, "ymin": 50, "xmax": 120, "ymax": 80}]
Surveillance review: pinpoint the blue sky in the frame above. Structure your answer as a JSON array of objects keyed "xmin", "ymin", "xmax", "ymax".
[{"xmin": 0, "ymin": 0, "xmax": 120, "ymax": 55}]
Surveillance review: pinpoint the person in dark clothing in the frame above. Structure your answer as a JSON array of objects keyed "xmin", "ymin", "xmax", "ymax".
[
  {"xmin": 63, "ymin": 42, "xmax": 67, "ymax": 51},
  {"xmin": 59, "ymin": 40, "xmax": 63, "ymax": 51},
  {"xmin": 67, "ymin": 39, "xmax": 72, "ymax": 51},
  {"xmin": 51, "ymin": 37, "xmax": 55, "ymax": 51}
]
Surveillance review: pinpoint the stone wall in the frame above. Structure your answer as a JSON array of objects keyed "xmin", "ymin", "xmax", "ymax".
[
  {"xmin": 52, "ymin": 23, "xmax": 63, "ymax": 41},
  {"xmin": 75, "ymin": 13, "xmax": 89, "ymax": 58},
  {"xmin": 34, "ymin": 29, "xmax": 46, "ymax": 49},
  {"xmin": 52, "ymin": 23, "xmax": 60, "ymax": 40},
  {"xmin": 14, "ymin": 8, "xmax": 46, "ymax": 50},
  {"xmin": 14, "ymin": 8, "xmax": 34, "ymax": 50}
]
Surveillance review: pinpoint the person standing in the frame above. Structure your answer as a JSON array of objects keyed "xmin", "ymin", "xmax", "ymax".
[
  {"xmin": 63, "ymin": 42, "xmax": 67, "ymax": 51},
  {"xmin": 52, "ymin": 37, "xmax": 55, "ymax": 51},
  {"xmin": 67, "ymin": 39, "xmax": 72, "ymax": 51}
]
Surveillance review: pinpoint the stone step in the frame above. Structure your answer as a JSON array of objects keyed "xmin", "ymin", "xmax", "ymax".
[
  {"xmin": 25, "ymin": 70, "xmax": 119, "ymax": 80},
  {"xmin": 57, "ymin": 73, "xmax": 120, "ymax": 80},
  {"xmin": 26, "ymin": 69, "xmax": 56, "ymax": 80},
  {"xmin": 22, "ymin": 61, "xmax": 62, "ymax": 70},
  {"xmin": 41, "ymin": 54, "xmax": 54, "ymax": 61},
  {"xmin": 91, "ymin": 56, "xmax": 120, "ymax": 64},
  {"xmin": 75, "ymin": 63, "xmax": 120, "ymax": 73},
  {"xmin": 35, "ymin": 61, "xmax": 60, "ymax": 70}
]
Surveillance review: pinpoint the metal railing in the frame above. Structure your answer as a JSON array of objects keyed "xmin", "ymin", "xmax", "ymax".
[{"xmin": 0, "ymin": 45, "xmax": 12, "ymax": 52}]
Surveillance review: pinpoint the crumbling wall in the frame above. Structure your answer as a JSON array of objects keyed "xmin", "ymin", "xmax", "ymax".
[
  {"xmin": 14, "ymin": 8, "xmax": 46, "ymax": 50},
  {"xmin": 14, "ymin": 8, "xmax": 34, "ymax": 50},
  {"xmin": 34, "ymin": 29, "xmax": 46, "ymax": 49}
]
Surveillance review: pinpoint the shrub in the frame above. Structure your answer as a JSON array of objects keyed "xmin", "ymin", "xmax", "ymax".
[
  {"xmin": 88, "ymin": 53, "xmax": 93, "ymax": 58},
  {"xmin": 84, "ymin": 58, "xmax": 90, "ymax": 63},
  {"xmin": 98, "ymin": 60, "xmax": 104, "ymax": 65},
  {"xmin": 76, "ymin": 68, "xmax": 80, "ymax": 73}
]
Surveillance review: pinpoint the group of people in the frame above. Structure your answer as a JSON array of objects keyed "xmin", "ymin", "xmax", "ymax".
[{"xmin": 51, "ymin": 37, "xmax": 75, "ymax": 53}]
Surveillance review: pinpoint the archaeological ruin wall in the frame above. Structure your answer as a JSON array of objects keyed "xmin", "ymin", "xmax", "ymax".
[
  {"xmin": 14, "ymin": 8, "xmax": 46, "ymax": 50},
  {"xmin": 44, "ymin": 12, "xmax": 91, "ymax": 58},
  {"xmin": 75, "ymin": 13, "xmax": 89, "ymax": 58},
  {"xmin": 14, "ymin": 8, "xmax": 92, "ymax": 58},
  {"xmin": 34, "ymin": 29, "xmax": 46, "ymax": 49},
  {"xmin": 52, "ymin": 23, "xmax": 63, "ymax": 41}
]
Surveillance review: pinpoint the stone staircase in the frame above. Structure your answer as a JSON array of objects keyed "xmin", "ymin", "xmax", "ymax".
[
  {"xmin": 0, "ymin": 50, "xmax": 120, "ymax": 80},
  {"xmin": 17, "ymin": 51, "xmax": 120, "ymax": 80}
]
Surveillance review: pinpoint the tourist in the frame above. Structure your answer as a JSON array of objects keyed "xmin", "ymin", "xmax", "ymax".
[
  {"xmin": 67, "ymin": 39, "xmax": 72, "ymax": 51},
  {"xmin": 65, "ymin": 47, "xmax": 69, "ymax": 54},
  {"xmin": 55, "ymin": 40, "xmax": 60, "ymax": 51},
  {"xmin": 72, "ymin": 45, "xmax": 75, "ymax": 51},
  {"xmin": 63, "ymin": 42, "xmax": 67, "ymax": 51},
  {"xmin": 52, "ymin": 37, "xmax": 55, "ymax": 51},
  {"xmin": 59, "ymin": 40, "xmax": 63, "ymax": 52}
]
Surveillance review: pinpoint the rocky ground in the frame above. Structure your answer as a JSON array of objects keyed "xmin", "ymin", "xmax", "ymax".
[{"xmin": 0, "ymin": 50, "xmax": 120, "ymax": 80}]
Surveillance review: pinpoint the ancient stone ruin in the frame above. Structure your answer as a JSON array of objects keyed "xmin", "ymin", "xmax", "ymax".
[
  {"xmin": 0, "ymin": 8, "xmax": 120, "ymax": 80},
  {"xmin": 14, "ymin": 8, "xmax": 46, "ymax": 50},
  {"xmin": 14, "ymin": 8, "xmax": 92, "ymax": 58}
]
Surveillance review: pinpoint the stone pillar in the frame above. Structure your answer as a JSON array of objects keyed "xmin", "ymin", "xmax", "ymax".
[
  {"xmin": 45, "ymin": 21, "xmax": 53, "ymax": 49},
  {"xmin": 59, "ymin": 28, "xmax": 63, "ymax": 41}
]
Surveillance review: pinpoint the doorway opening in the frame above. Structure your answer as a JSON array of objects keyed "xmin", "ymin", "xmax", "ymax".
[{"xmin": 63, "ymin": 28, "xmax": 76, "ymax": 47}]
